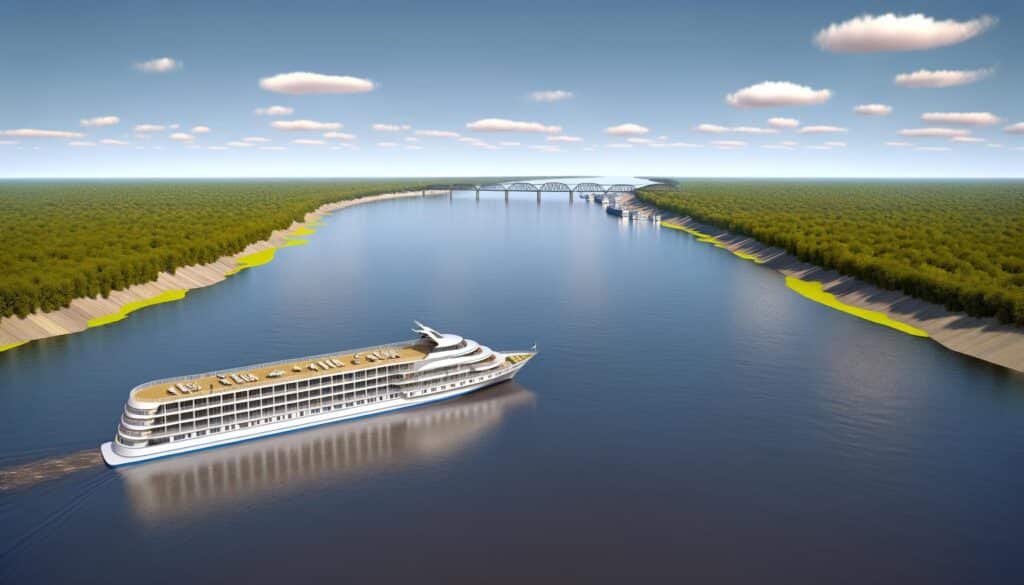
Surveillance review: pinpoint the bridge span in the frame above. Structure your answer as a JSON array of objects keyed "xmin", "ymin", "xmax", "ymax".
[{"xmin": 423, "ymin": 181, "xmax": 641, "ymax": 202}]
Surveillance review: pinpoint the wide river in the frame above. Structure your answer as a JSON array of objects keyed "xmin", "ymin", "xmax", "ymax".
[{"xmin": 2, "ymin": 180, "xmax": 1023, "ymax": 583}]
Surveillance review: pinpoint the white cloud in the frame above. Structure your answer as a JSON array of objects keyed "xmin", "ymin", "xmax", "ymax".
[
  {"xmin": 253, "ymin": 105, "xmax": 294, "ymax": 116},
  {"xmin": 259, "ymin": 72, "xmax": 375, "ymax": 94},
  {"xmin": 100, "ymin": 139, "xmax": 130, "ymax": 145},
  {"xmin": 695, "ymin": 123, "xmax": 777, "ymax": 135},
  {"xmin": 726, "ymin": 81, "xmax": 831, "ymax": 108},
  {"xmin": 798, "ymin": 125, "xmax": 847, "ymax": 134},
  {"xmin": 134, "ymin": 124, "xmax": 165, "ymax": 133},
  {"xmin": 466, "ymin": 118, "xmax": 562, "ymax": 133},
  {"xmin": 780, "ymin": 141, "xmax": 799, "ymax": 147},
  {"xmin": 0, "ymin": 140, "xmax": 17, "ymax": 145},
  {"xmin": 169, "ymin": 132, "xmax": 193, "ymax": 141},
  {"xmin": 885, "ymin": 141, "xmax": 914, "ymax": 147},
  {"xmin": 372, "ymin": 123, "xmax": 411, "ymax": 132},
  {"xmin": 377, "ymin": 142, "xmax": 399, "ymax": 148},
  {"xmin": 952, "ymin": 136, "xmax": 986, "ymax": 143},
  {"xmin": 415, "ymin": 129, "xmax": 460, "ymax": 138},
  {"xmin": 733, "ymin": 126, "xmax": 778, "ymax": 135},
  {"xmin": 134, "ymin": 57, "xmax": 181, "ymax": 73},
  {"xmin": 208, "ymin": 146, "xmax": 229, "ymax": 151},
  {"xmin": 324, "ymin": 131, "xmax": 356, "ymax": 141},
  {"xmin": 498, "ymin": 141, "xmax": 521, "ymax": 147},
  {"xmin": 242, "ymin": 136, "xmax": 270, "ymax": 143},
  {"xmin": 916, "ymin": 146, "xmax": 951, "ymax": 152},
  {"xmin": 80, "ymin": 115, "xmax": 120, "ymax": 127},
  {"xmin": 762, "ymin": 144, "xmax": 795, "ymax": 150},
  {"xmin": 292, "ymin": 138, "xmax": 325, "ymax": 145},
  {"xmin": 824, "ymin": 141, "xmax": 847, "ymax": 147},
  {"xmin": 259, "ymin": 146, "xmax": 286, "ymax": 151},
  {"xmin": 711, "ymin": 140, "xmax": 747, "ymax": 148},
  {"xmin": 854, "ymin": 104, "xmax": 893, "ymax": 116},
  {"xmin": 987, "ymin": 143, "xmax": 1004, "ymax": 149},
  {"xmin": 649, "ymin": 142, "xmax": 701, "ymax": 148},
  {"xmin": 604, "ymin": 123, "xmax": 649, "ymax": 136},
  {"xmin": 191, "ymin": 125, "xmax": 211, "ymax": 134},
  {"xmin": 547, "ymin": 135, "xmax": 583, "ymax": 143},
  {"xmin": 1, "ymin": 128, "xmax": 84, "ymax": 139},
  {"xmin": 894, "ymin": 68, "xmax": 993, "ymax": 88},
  {"xmin": 227, "ymin": 141, "xmax": 253, "ymax": 148},
  {"xmin": 627, "ymin": 137, "xmax": 653, "ymax": 144},
  {"xmin": 815, "ymin": 14, "xmax": 996, "ymax": 53},
  {"xmin": 529, "ymin": 90, "xmax": 574, "ymax": 102},
  {"xmin": 68, "ymin": 141, "xmax": 96, "ymax": 147},
  {"xmin": 529, "ymin": 145, "xmax": 562, "ymax": 152},
  {"xmin": 695, "ymin": 123, "xmax": 728, "ymax": 134},
  {"xmin": 404, "ymin": 137, "xmax": 418, "ymax": 142},
  {"xmin": 605, "ymin": 143, "xmax": 634, "ymax": 149},
  {"xmin": 899, "ymin": 127, "xmax": 970, "ymax": 138},
  {"xmin": 806, "ymin": 145, "xmax": 833, "ymax": 150},
  {"xmin": 271, "ymin": 119, "xmax": 342, "ymax": 131},
  {"xmin": 921, "ymin": 112, "xmax": 1000, "ymax": 125},
  {"xmin": 1002, "ymin": 122, "xmax": 1024, "ymax": 134},
  {"xmin": 768, "ymin": 117, "xmax": 800, "ymax": 128},
  {"xmin": 404, "ymin": 145, "xmax": 424, "ymax": 150}
]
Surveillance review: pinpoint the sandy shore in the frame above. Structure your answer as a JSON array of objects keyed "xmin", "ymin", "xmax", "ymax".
[
  {"xmin": 622, "ymin": 195, "xmax": 1024, "ymax": 375},
  {"xmin": 0, "ymin": 189, "xmax": 447, "ymax": 352}
]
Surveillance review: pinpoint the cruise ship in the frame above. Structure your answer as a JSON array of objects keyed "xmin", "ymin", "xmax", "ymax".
[{"xmin": 101, "ymin": 322, "xmax": 535, "ymax": 467}]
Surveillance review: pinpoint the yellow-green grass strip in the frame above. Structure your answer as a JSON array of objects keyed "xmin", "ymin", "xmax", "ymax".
[
  {"xmin": 87, "ymin": 289, "xmax": 188, "ymax": 328},
  {"xmin": 661, "ymin": 222, "xmax": 762, "ymax": 263},
  {"xmin": 226, "ymin": 248, "xmax": 277, "ymax": 275},
  {"xmin": 289, "ymin": 226, "xmax": 316, "ymax": 236},
  {"xmin": 785, "ymin": 277, "xmax": 929, "ymax": 338},
  {"xmin": 0, "ymin": 340, "xmax": 27, "ymax": 353},
  {"xmin": 282, "ymin": 239, "xmax": 309, "ymax": 247}
]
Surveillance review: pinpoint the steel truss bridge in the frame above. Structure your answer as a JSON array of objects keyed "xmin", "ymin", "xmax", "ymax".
[{"xmin": 425, "ymin": 181, "xmax": 638, "ymax": 201}]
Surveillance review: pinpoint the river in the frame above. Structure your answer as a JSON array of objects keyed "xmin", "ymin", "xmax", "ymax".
[{"xmin": 1, "ymin": 179, "xmax": 1023, "ymax": 584}]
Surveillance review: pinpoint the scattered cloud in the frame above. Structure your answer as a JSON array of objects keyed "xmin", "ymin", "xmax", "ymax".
[
  {"xmin": 726, "ymin": 81, "xmax": 831, "ymax": 108},
  {"xmin": 226, "ymin": 141, "xmax": 253, "ymax": 148},
  {"xmin": 372, "ymin": 123, "xmax": 411, "ymax": 132},
  {"xmin": 415, "ymin": 129, "xmax": 460, "ymax": 138},
  {"xmin": 404, "ymin": 136, "xmax": 418, "ymax": 142},
  {"xmin": 134, "ymin": 124, "xmax": 165, "ymax": 133},
  {"xmin": 986, "ymin": 143, "xmax": 1004, "ymax": 149},
  {"xmin": 823, "ymin": 141, "xmax": 847, "ymax": 147},
  {"xmin": 627, "ymin": 138, "xmax": 653, "ymax": 144},
  {"xmin": 271, "ymin": 119, "xmax": 342, "ymax": 131},
  {"xmin": 292, "ymin": 138, "xmax": 326, "ymax": 145},
  {"xmin": 1002, "ymin": 122, "xmax": 1024, "ymax": 134},
  {"xmin": 952, "ymin": 136, "xmax": 986, "ymax": 143},
  {"xmin": 815, "ymin": 14, "xmax": 996, "ymax": 53},
  {"xmin": 604, "ymin": 123, "xmax": 649, "ymax": 136},
  {"xmin": 781, "ymin": 141, "xmax": 799, "ymax": 147},
  {"xmin": 1, "ymin": 128, "xmax": 84, "ymax": 139},
  {"xmin": 762, "ymin": 144, "xmax": 794, "ymax": 151},
  {"xmin": 649, "ymin": 142, "xmax": 701, "ymax": 148},
  {"xmin": 798, "ymin": 125, "xmax": 847, "ymax": 134},
  {"xmin": 529, "ymin": 90, "xmax": 574, "ymax": 102},
  {"xmin": 0, "ymin": 140, "xmax": 17, "ymax": 145},
  {"xmin": 885, "ymin": 141, "xmax": 914, "ymax": 147},
  {"xmin": 259, "ymin": 72, "xmax": 375, "ymax": 94},
  {"xmin": 208, "ymin": 146, "xmax": 229, "ymax": 151},
  {"xmin": 711, "ymin": 140, "xmax": 747, "ymax": 148},
  {"xmin": 68, "ymin": 141, "xmax": 96, "ymax": 147},
  {"xmin": 254, "ymin": 105, "xmax": 294, "ymax": 116},
  {"xmin": 899, "ymin": 127, "xmax": 971, "ymax": 138},
  {"xmin": 498, "ymin": 141, "xmax": 520, "ymax": 147},
  {"xmin": 323, "ymin": 131, "xmax": 356, "ymax": 141},
  {"xmin": 854, "ymin": 104, "xmax": 893, "ymax": 116},
  {"xmin": 916, "ymin": 146, "xmax": 951, "ymax": 152},
  {"xmin": 191, "ymin": 125, "xmax": 211, "ymax": 134},
  {"xmin": 100, "ymin": 139, "xmax": 130, "ymax": 145},
  {"xmin": 242, "ymin": 136, "xmax": 270, "ymax": 143},
  {"xmin": 377, "ymin": 142, "xmax": 399, "ymax": 148},
  {"xmin": 169, "ymin": 132, "xmax": 193, "ymax": 141},
  {"xmin": 768, "ymin": 117, "xmax": 800, "ymax": 128},
  {"xmin": 605, "ymin": 143, "xmax": 634, "ymax": 149},
  {"xmin": 466, "ymin": 118, "xmax": 562, "ymax": 133},
  {"xmin": 404, "ymin": 145, "xmax": 424, "ymax": 150},
  {"xmin": 921, "ymin": 112, "xmax": 1000, "ymax": 125},
  {"xmin": 259, "ymin": 146, "xmax": 286, "ymax": 151},
  {"xmin": 547, "ymin": 135, "xmax": 583, "ymax": 143},
  {"xmin": 894, "ymin": 68, "xmax": 993, "ymax": 88},
  {"xmin": 695, "ymin": 124, "xmax": 728, "ymax": 134},
  {"xmin": 134, "ymin": 57, "xmax": 181, "ymax": 73},
  {"xmin": 806, "ymin": 145, "xmax": 833, "ymax": 150},
  {"xmin": 733, "ymin": 126, "xmax": 778, "ymax": 135},
  {"xmin": 80, "ymin": 115, "xmax": 120, "ymax": 127},
  {"xmin": 529, "ymin": 145, "xmax": 562, "ymax": 152}
]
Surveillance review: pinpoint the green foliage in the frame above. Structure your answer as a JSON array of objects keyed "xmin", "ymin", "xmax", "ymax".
[
  {"xmin": 638, "ymin": 181, "xmax": 1024, "ymax": 325},
  {"xmin": 0, "ymin": 180, "xmax": 466, "ymax": 318}
]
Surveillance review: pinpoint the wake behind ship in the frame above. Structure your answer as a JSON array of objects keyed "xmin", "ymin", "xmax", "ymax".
[{"xmin": 101, "ymin": 322, "xmax": 535, "ymax": 466}]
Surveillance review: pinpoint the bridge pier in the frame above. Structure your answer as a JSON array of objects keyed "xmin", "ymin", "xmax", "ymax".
[
  {"xmin": 475, "ymin": 189, "xmax": 479, "ymax": 201},
  {"xmin": 536, "ymin": 190, "xmax": 541, "ymax": 203},
  {"xmin": 504, "ymin": 190, "xmax": 509, "ymax": 202}
]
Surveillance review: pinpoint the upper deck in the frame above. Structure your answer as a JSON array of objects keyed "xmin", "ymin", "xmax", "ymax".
[{"xmin": 131, "ymin": 341, "xmax": 433, "ymax": 404}]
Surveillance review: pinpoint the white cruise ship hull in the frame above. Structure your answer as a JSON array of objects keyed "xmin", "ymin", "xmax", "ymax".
[{"xmin": 103, "ymin": 363, "xmax": 524, "ymax": 467}]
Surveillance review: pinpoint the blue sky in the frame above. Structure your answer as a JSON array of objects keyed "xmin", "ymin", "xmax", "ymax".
[{"xmin": 1, "ymin": 0, "xmax": 1022, "ymax": 178}]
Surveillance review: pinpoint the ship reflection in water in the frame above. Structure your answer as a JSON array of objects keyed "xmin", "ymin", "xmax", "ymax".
[{"xmin": 119, "ymin": 382, "xmax": 534, "ymax": 524}]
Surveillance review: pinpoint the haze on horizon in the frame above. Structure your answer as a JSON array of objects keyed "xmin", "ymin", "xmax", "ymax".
[{"xmin": 1, "ymin": 0, "xmax": 1023, "ymax": 179}]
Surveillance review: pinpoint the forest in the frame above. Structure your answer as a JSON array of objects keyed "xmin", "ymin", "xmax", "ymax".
[
  {"xmin": 0, "ymin": 180, "xmax": 459, "ymax": 318},
  {"xmin": 638, "ymin": 181, "xmax": 1024, "ymax": 326}
]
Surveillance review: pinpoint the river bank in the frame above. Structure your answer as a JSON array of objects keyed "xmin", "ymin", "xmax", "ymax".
[
  {"xmin": 621, "ymin": 194, "xmax": 1024, "ymax": 374},
  {"xmin": 0, "ymin": 189, "xmax": 447, "ymax": 352}
]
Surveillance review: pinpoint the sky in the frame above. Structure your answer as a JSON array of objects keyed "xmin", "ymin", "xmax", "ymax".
[{"xmin": 1, "ymin": 0, "xmax": 1023, "ymax": 178}]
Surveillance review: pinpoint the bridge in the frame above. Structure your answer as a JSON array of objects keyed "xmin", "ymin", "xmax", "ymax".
[{"xmin": 424, "ymin": 181, "xmax": 640, "ymax": 202}]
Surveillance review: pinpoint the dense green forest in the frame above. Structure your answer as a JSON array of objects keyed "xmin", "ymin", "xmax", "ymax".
[
  {"xmin": 638, "ymin": 181, "xmax": 1024, "ymax": 325},
  {"xmin": 0, "ymin": 180, "xmax": 468, "ymax": 318}
]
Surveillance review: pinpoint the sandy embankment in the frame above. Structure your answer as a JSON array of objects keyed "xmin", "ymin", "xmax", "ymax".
[
  {"xmin": 622, "ymin": 195, "xmax": 1024, "ymax": 374},
  {"xmin": 0, "ymin": 189, "xmax": 447, "ymax": 352}
]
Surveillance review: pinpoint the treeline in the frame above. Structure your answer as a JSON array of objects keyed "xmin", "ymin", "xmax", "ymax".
[
  {"xmin": 638, "ymin": 181, "xmax": 1024, "ymax": 326},
  {"xmin": 0, "ymin": 180, "xmax": 480, "ymax": 318}
]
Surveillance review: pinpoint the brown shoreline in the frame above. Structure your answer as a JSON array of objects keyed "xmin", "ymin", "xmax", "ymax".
[
  {"xmin": 0, "ymin": 190, "xmax": 447, "ymax": 351},
  {"xmin": 620, "ymin": 194, "xmax": 1024, "ymax": 375}
]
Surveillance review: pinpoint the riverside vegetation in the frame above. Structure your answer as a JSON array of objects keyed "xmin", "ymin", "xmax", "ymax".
[
  {"xmin": 0, "ymin": 180, "xmax": 477, "ymax": 318},
  {"xmin": 638, "ymin": 181, "xmax": 1024, "ymax": 325}
]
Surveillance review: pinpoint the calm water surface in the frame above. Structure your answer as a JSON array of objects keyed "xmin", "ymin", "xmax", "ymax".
[{"xmin": 2, "ymin": 184, "xmax": 1024, "ymax": 584}]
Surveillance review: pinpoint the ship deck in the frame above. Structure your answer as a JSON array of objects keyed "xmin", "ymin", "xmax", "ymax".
[{"xmin": 132, "ymin": 342, "xmax": 433, "ymax": 403}]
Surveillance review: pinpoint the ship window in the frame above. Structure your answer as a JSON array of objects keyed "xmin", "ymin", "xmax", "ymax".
[
  {"xmin": 298, "ymin": 379, "xmax": 308, "ymax": 389},
  {"xmin": 286, "ymin": 382, "xmax": 297, "ymax": 390}
]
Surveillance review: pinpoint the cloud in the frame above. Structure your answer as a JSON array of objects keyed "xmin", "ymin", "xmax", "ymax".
[
  {"xmin": 604, "ymin": 123, "xmax": 649, "ymax": 136},
  {"xmin": 372, "ymin": 123, "xmax": 411, "ymax": 132},
  {"xmin": 498, "ymin": 141, "xmax": 521, "ymax": 147},
  {"xmin": 649, "ymin": 142, "xmax": 701, "ymax": 148},
  {"xmin": 854, "ymin": 104, "xmax": 893, "ymax": 116},
  {"xmin": 242, "ymin": 136, "xmax": 270, "ymax": 143},
  {"xmin": 920, "ymin": 112, "xmax": 1000, "ymax": 126},
  {"xmin": 226, "ymin": 141, "xmax": 253, "ymax": 148},
  {"xmin": 885, "ymin": 141, "xmax": 913, "ymax": 147},
  {"xmin": 529, "ymin": 145, "xmax": 562, "ymax": 152},
  {"xmin": 259, "ymin": 72, "xmax": 375, "ymax": 94},
  {"xmin": 733, "ymin": 126, "xmax": 778, "ymax": 135},
  {"xmin": 823, "ymin": 141, "xmax": 847, "ymax": 147},
  {"xmin": 726, "ymin": 81, "xmax": 831, "ymax": 108},
  {"xmin": 1, "ymin": 128, "xmax": 84, "ymax": 139},
  {"xmin": 986, "ymin": 143, "xmax": 1004, "ymax": 149},
  {"xmin": 711, "ymin": 140, "xmax": 747, "ymax": 148},
  {"xmin": 0, "ymin": 140, "xmax": 17, "ymax": 145},
  {"xmin": 404, "ymin": 137, "xmax": 418, "ymax": 142},
  {"xmin": 259, "ymin": 146, "xmax": 286, "ymax": 151},
  {"xmin": 134, "ymin": 124, "xmax": 165, "ymax": 133},
  {"xmin": 134, "ymin": 57, "xmax": 181, "ymax": 73},
  {"xmin": 404, "ymin": 145, "xmax": 423, "ymax": 150},
  {"xmin": 695, "ymin": 123, "xmax": 728, "ymax": 134},
  {"xmin": 324, "ymin": 131, "xmax": 357, "ymax": 141},
  {"xmin": 768, "ymin": 117, "xmax": 800, "ymax": 128},
  {"xmin": 951, "ymin": 136, "xmax": 986, "ymax": 143},
  {"xmin": 762, "ymin": 144, "xmax": 794, "ymax": 151},
  {"xmin": 780, "ymin": 141, "xmax": 799, "ymax": 147},
  {"xmin": 191, "ymin": 125, "xmax": 211, "ymax": 134},
  {"xmin": 292, "ymin": 138, "xmax": 325, "ymax": 145},
  {"xmin": 80, "ymin": 115, "xmax": 120, "ymax": 127},
  {"xmin": 547, "ymin": 135, "xmax": 583, "ymax": 143},
  {"xmin": 1005, "ymin": 123, "xmax": 1024, "ymax": 134},
  {"xmin": 68, "ymin": 141, "xmax": 96, "ymax": 147},
  {"xmin": 415, "ymin": 129, "xmax": 460, "ymax": 138},
  {"xmin": 169, "ymin": 132, "xmax": 194, "ymax": 141},
  {"xmin": 466, "ymin": 118, "xmax": 562, "ymax": 133},
  {"xmin": 899, "ymin": 127, "xmax": 970, "ymax": 138},
  {"xmin": 253, "ymin": 105, "xmax": 294, "ymax": 116},
  {"xmin": 529, "ymin": 90, "xmax": 574, "ymax": 102},
  {"xmin": 798, "ymin": 125, "xmax": 847, "ymax": 134},
  {"xmin": 627, "ymin": 138, "xmax": 653, "ymax": 144},
  {"xmin": 271, "ymin": 119, "xmax": 342, "ymax": 131},
  {"xmin": 208, "ymin": 146, "xmax": 229, "ymax": 151},
  {"xmin": 100, "ymin": 139, "xmax": 130, "ymax": 145},
  {"xmin": 695, "ymin": 123, "xmax": 776, "ymax": 135},
  {"xmin": 377, "ymin": 142, "xmax": 399, "ymax": 148},
  {"xmin": 806, "ymin": 145, "xmax": 834, "ymax": 150},
  {"xmin": 814, "ymin": 13, "xmax": 996, "ymax": 53},
  {"xmin": 916, "ymin": 146, "xmax": 951, "ymax": 152},
  {"xmin": 894, "ymin": 68, "xmax": 992, "ymax": 88}
]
